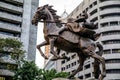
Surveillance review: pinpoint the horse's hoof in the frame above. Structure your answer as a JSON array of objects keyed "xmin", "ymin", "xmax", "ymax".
[
  {"xmin": 101, "ymin": 72, "xmax": 106, "ymax": 78},
  {"xmin": 67, "ymin": 75, "xmax": 74, "ymax": 79},
  {"xmin": 50, "ymin": 58, "xmax": 58, "ymax": 61},
  {"xmin": 99, "ymin": 73, "xmax": 106, "ymax": 80},
  {"xmin": 45, "ymin": 57, "xmax": 48, "ymax": 59},
  {"xmin": 41, "ymin": 54, "xmax": 48, "ymax": 59}
]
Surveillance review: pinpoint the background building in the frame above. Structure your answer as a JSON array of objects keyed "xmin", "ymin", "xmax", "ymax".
[
  {"xmin": 45, "ymin": 0, "xmax": 120, "ymax": 80},
  {"xmin": 0, "ymin": 0, "xmax": 39, "ymax": 79}
]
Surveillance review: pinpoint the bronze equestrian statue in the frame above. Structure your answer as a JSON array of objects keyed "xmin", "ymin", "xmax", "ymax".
[{"xmin": 32, "ymin": 4, "xmax": 106, "ymax": 80}]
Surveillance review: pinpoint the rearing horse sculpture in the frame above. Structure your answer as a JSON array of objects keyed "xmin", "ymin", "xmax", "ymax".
[{"xmin": 32, "ymin": 5, "xmax": 106, "ymax": 80}]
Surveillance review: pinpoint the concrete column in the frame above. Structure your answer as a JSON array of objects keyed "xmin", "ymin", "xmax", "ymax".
[{"xmin": 21, "ymin": 0, "xmax": 32, "ymax": 59}]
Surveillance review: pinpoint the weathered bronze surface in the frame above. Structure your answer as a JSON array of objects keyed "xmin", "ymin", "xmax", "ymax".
[{"xmin": 32, "ymin": 4, "xmax": 106, "ymax": 80}]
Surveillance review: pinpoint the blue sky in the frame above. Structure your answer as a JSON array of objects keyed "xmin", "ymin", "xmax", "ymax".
[{"xmin": 35, "ymin": 0, "xmax": 83, "ymax": 68}]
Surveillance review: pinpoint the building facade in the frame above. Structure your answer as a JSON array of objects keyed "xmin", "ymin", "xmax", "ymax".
[
  {"xmin": 58, "ymin": 0, "xmax": 120, "ymax": 80},
  {"xmin": 0, "ymin": 0, "xmax": 39, "ymax": 79}
]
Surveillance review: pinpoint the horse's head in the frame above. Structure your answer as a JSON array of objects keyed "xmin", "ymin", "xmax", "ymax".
[{"xmin": 32, "ymin": 4, "xmax": 60, "ymax": 26}]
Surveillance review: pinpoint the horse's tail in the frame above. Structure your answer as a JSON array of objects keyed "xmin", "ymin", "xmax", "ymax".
[
  {"xmin": 96, "ymin": 42, "xmax": 103, "ymax": 56},
  {"xmin": 94, "ymin": 42, "xmax": 104, "ymax": 79}
]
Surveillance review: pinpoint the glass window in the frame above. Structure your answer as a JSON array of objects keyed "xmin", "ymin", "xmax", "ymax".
[
  {"xmin": 71, "ymin": 54, "xmax": 76, "ymax": 59},
  {"xmin": 104, "ymin": 50, "xmax": 111, "ymax": 54},
  {"xmin": 93, "ymin": 1, "xmax": 97, "ymax": 6},
  {"xmin": 106, "ymin": 69, "xmax": 120, "ymax": 73},
  {"xmin": 112, "ymin": 49, "xmax": 120, "ymax": 53},
  {"xmin": 85, "ymin": 73, "xmax": 91, "ymax": 78},
  {"xmin": 71, "ymin": 62, "xmax": 76, "ymax": 67},
  {"xmin": 66, "ymin": 57, "xmax": 70, "ymax": 62},
  {"xmin": 84, "ymin": 64, "xmax": 90, "ymax": 69},
  {"xmin": 72, "ymin": 70, "xmax": 75, "ymax": 73},
  {"xmin": 103, "ymin": 40, "xmax": 120, "ymax": 45},
  {"xmin": 91, "ymin": 17, "xmax": 98, "ymax": 22},
  {"xmin": 78, "ymin": 76, "xmax": 83, "ymax": 79},
  {"xmin": 61, "ymin": 60, "xmax": 65, "ymax": 64},
  {"xmin": 61, "ymin": 67, "xmax": 65, "ymax": 71},
  {"xmin": 89, "ymin": 4, "xmax": 92, "ymax": 9},
  {"xmin": 102, "ymin": 31, "xmax": 120, "ymax": 36},
  {"xmin": 106, "ymin": 59, "xmax": 120, "ymax": 63},
  {"xmin": 100, "ymin": 22, "xmax": 108, "ymax": 27},
  {"xmin": 110, "ymin": 21, "xmax": 118, "ymax": 26},
  {"xmin": 90, "ymin": 9, "xmax": 97, "ymax": 16}
]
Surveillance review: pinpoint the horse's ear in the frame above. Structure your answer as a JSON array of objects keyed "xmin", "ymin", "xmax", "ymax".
[
  {"xmin": 51, "ymin": 12, "xmax": 56, "ymax": 15},
  {"xmin": 49, "ymin": 5, "xmax": 53, "ymax": 8},
  {"xmin": 44, "ymin": 4, "xmax": 49, "ymax": 8},
  {"xmin": 36, "ymin": 6, "xmax": 43, "ymax": 13},
  {"xmin": 54, "ymin": 15, "xmax": 61, "ymax": 22},
  {"xmin": 49, "ymin": 9, "xmax": 57, "ymax": 12},
  {"xmin": 37, "ymin": 6, "xmax": 42, "ymax": 10},
  {"xmin": 54, "ymin": 15, "xmax": 61, "ymax": 18}
]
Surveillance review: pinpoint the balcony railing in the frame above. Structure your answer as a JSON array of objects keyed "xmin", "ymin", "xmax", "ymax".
[
  {"xmin": 0, "ymin": 22, "xmax": 21, "ymax": 33},
  {"xmin": 0, "ymin": 11, "xmax": 22, "ymax": 23},
  {"xmin": 0, "ymin": 2, "xmax": 23, "ymax": 14},
  {"xmin": 100, "ymin": 17, "xmax": 120, "ymax": 23},
  {"xmin": 99, "ymin": 1, "xmax": 120, "ymax": 7},
  {"xmin": 100, "ymin": 8, "xmax": 120, "ymax": 15},
  {"xmin": 5, "ymin": 0, "xmax": 23, "ymax": 4}
]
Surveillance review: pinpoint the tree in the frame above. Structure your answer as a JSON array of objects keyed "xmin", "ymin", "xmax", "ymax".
[
  {"xmin": 0, "ymin": 38, "xmax": 69, "ymax": 80},
  {"xmin": 0, "ymin": 38, "xmax": 25, "ymax": 80},
  {"xmin": 39, "ymin": 69, "xmax": 69, "ymax": 80},
  {"xmin": 13, "ymin": 60, "xmax": 69, "ymax": 80},
  {"xmin": 0, "ymin": 38, "xmax": 25, "ymax": 61},
  {"xmin": 13, "ymin": 60, "xmax": 39, "ymax": 80}
]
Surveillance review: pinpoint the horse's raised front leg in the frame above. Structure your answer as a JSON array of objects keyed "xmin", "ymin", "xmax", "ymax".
[
  {"xmin": 50, "ymin": 48, "xmax": 69, "ymax": 61},
  {"xmin": 37, "ymin": 41, "xmax": 49, "ymax": 59},
  {"xmin": 83, "ymin": 49, "xmax": 106, "ymax": 80},
  {"xmin": 49, "ymin": 37, "xmax": 69, "ymax": 60},
  {"xmin": 67, "ymin": 53, "xmax": 85, "ymax": 79}
]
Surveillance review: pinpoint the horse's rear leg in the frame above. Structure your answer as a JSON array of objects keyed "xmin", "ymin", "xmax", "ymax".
[
  {"xmin": 83, "ymin": 49, "xmax": 106, "ymax": 80},
  {"xmin": 94, "ymin": 59, "xmax": 101, "ymax": 79},
  {"xmin": 94, "ymin": 42, "xmax": 103, "ymax": 79},
  {"xmin": 37, "ymin": 41, "xmax": 49, "ymax": 59},
  {"xmin": 67, "ymin": 54, "xmax": 85, "ymax": 79}
]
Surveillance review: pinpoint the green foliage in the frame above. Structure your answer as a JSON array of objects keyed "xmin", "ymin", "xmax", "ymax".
[
  {"xmin": 0, "ymin": 38, "xmax": 25, "ymax": 60},
  {"xmin": 13, "ymin": 61, "xmax": 69, "ymax": 80},
  {"xmin": 40, "ymin": 69, "xmax": 69, "ymax": 80},
  {"xmin": 55, "ymin": 71, "xmax": 69, "ymax": 78},
  {"xmin": 0, "ymin": 38, "xmax": 69, "ymax": 80},
  {"xmin": 13, "ymin": 60, "xmax": 39, "ymax": 80}
]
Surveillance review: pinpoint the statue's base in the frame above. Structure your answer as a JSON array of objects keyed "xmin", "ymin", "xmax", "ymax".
[{"xmin": 52, "ymin": 78, "xmax": 80, "ymax": 80}]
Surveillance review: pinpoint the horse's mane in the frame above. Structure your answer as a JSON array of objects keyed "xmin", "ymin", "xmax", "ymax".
[{"xmin": 42, "ymin": 4, "xmax": 61, "ymax": 22}]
